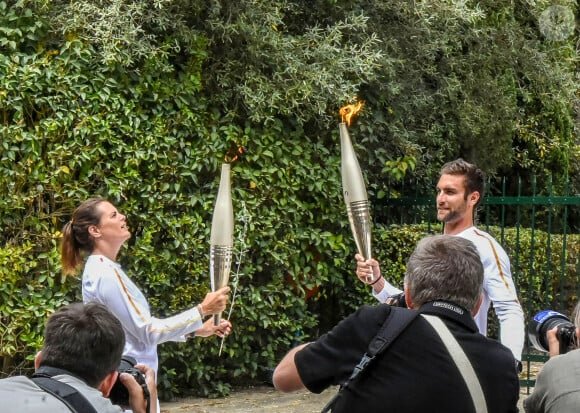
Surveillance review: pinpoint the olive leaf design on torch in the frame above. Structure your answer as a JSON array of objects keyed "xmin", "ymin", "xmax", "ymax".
[{"xmin": 339, "ymin": 100, "xmax": 374, "ymax": 282}]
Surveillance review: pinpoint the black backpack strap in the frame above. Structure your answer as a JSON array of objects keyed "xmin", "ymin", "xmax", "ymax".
[
  {"xmin": 31, "ymin": 370, "xmax": 99, "ymax": 413},
  {"xmin": 321, "ymin": 307, "xmax": 419, "ymax": 413},
  {"xmin": 367, "ymin": 307, "xmax": 419, "ymax": 356}
]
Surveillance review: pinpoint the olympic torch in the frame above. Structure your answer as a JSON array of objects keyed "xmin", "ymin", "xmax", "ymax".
[
  {"xmin": 210, "ymin": 163, "xmax": 234, "ymax": 325},
  {"xmin": 339, "ymin": 101, "xmax": 373, "ymax": 282}
]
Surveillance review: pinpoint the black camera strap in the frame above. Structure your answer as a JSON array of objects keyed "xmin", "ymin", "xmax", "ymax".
[
  {"xmin": 31, "ymin": 367, "xmax": 98, "ymax": 413},
  {"xmin": 321, "ymin": 307, "xmax": 419, "ymax": 413}
]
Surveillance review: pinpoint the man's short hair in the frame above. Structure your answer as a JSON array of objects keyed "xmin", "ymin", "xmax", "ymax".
[
  {"xmin": 38, "ymin": 302, "xmax": 125, "ymax": 387},
  {"xmin": 404, "ymin": 235, "xmax": 483, "ymax": 311},
  {"xmin": 440, "ymin": 158, "xmax": 486, "ymax": 206}
]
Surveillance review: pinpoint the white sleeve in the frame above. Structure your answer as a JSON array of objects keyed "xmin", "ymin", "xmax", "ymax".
[
  {"xmin": 494, "ymin": 299, "xmax": 525, "ymax": 361},
  {"xmin": 86, "ymin": 265, "xmax": 204, "ymax": 346},
  {"xmin": 480, "ymin": 242, "xmax": 525, "ymax": 360},
  {"xmin": 372, "ymin": 281, "xmax": 403, "ymax": 303}
]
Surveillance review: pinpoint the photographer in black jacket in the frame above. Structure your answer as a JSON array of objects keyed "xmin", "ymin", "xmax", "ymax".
[{"xmin": 273, "ymin": 235, "xmax": 519, "ymax": 413}]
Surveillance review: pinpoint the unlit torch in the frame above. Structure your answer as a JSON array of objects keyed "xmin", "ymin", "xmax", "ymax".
[{"xmin": 210, "ymin": 163, "xmax": 234, "ymax": 325}]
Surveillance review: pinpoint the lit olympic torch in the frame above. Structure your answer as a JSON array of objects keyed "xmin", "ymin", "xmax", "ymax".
[
  {"xmin": 210, "ymin": 163, "xmax": 234, "ymax": 326},
  {"xmin": 339, "ymin": 100, "xmax": 373, "ymax": 282}
]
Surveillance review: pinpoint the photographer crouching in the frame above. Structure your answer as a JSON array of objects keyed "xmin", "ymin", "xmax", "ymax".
[
  {"xmin": 0, "ymin": 302, "xmax": 157, "ymax": 413},
  {"xmin": 524, "ymin": 301, "xmax": 580, "ymax": 413}
]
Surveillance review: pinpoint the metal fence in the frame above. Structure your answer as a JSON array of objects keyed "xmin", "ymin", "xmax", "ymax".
[{"xmin": 372, "ymin": 176, "xmax": 580, "ymax": 390}]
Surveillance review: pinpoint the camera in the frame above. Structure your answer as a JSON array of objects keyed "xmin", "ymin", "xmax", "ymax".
[
  {"xmin": 385, "ymin": 292, "xmax": 407, "ymax": 307},
  {"xmin": 528, "ymin": 310, "xmax": 578, "ymax": 355},
  {"xmin": 109, "ymin": 355, "xmax": 150, "ymax": 408}
]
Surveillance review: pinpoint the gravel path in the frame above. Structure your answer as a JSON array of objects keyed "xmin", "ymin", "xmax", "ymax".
[
  {"xmin": 160, "ymin": 386, "xmax": 335, "ymax": 413},
  {"xmin": 160, "ymin": 385, "xmax": 530, "ymax": 412}
]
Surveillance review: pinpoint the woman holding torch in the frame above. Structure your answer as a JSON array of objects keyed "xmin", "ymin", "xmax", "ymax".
[{"xmin": 60, "ymin": 197, "xmax": 232, "ymax": 377}]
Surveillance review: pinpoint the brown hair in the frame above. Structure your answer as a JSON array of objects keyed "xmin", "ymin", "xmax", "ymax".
[
  {"xmin": 39, "ymin": 302, "xmax": 125, "ymax": 386},
  {"xmin": 60, "ymin": 197, "xmax": 106, "ymax": 276},
  {"xmin": 440, "ymin": 158, "xmax": 486, "ymax": 208}
]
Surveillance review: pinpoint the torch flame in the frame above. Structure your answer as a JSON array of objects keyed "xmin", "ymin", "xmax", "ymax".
[
  {"xmin": 339, "ymin": 100, "xmax": 364, "ymax": 126},
  {"xmin": 225, "ymin": 145, "xmax": 244, "ymax": 163}
]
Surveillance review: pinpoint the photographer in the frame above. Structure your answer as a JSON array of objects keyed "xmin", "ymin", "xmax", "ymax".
[
  {"xmin": 274, "ymin": 235, "xmax": 519, "ymax": 412},
  {"xmin": 524, "ymin": 301, "xmax": 580, "ymax": 413},
  {"xmin": 0, "ymin": 302, "xmax": 157, "ymax": 413}
]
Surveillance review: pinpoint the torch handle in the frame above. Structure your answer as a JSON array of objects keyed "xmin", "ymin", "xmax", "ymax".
[
  {"xmin": 366, "ymin": 268, "xmax": 374, "ymax": 283},
  {"xmin": 210, "ymin": 245, "xmax": 233, "ymax": 327},
  {"xmin": 346, "ymin": 200, "xmax": 373, "ymax": 282}
]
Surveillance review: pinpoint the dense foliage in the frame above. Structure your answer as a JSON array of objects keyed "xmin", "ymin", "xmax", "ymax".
[{"xmin": 1, "ymin": 0, "xmax": 578, "ymax": 399}]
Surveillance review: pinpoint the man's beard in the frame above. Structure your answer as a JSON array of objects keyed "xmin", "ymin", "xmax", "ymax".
[{"xmin": 438, "ymin": 209, "xmax": 462, "ymax": 223}]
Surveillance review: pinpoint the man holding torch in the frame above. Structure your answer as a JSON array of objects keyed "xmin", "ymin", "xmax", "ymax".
[{"xmin": 355, "ymin": 158, "xmax": 525, "ymax": 367}]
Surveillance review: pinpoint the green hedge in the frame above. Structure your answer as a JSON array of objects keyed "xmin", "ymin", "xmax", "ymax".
[
  {"xmin": 3, "ymin": 222, "xmax": 577, "ymax": 398},
  {"xmin": 0, "ymin": 239, "xmax": 78, "ymax": 375}
]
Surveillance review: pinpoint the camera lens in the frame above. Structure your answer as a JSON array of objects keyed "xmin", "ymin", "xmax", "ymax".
[{"xmin": 529, "ymin": 310, "xmax": 575, "ymax": 353}]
